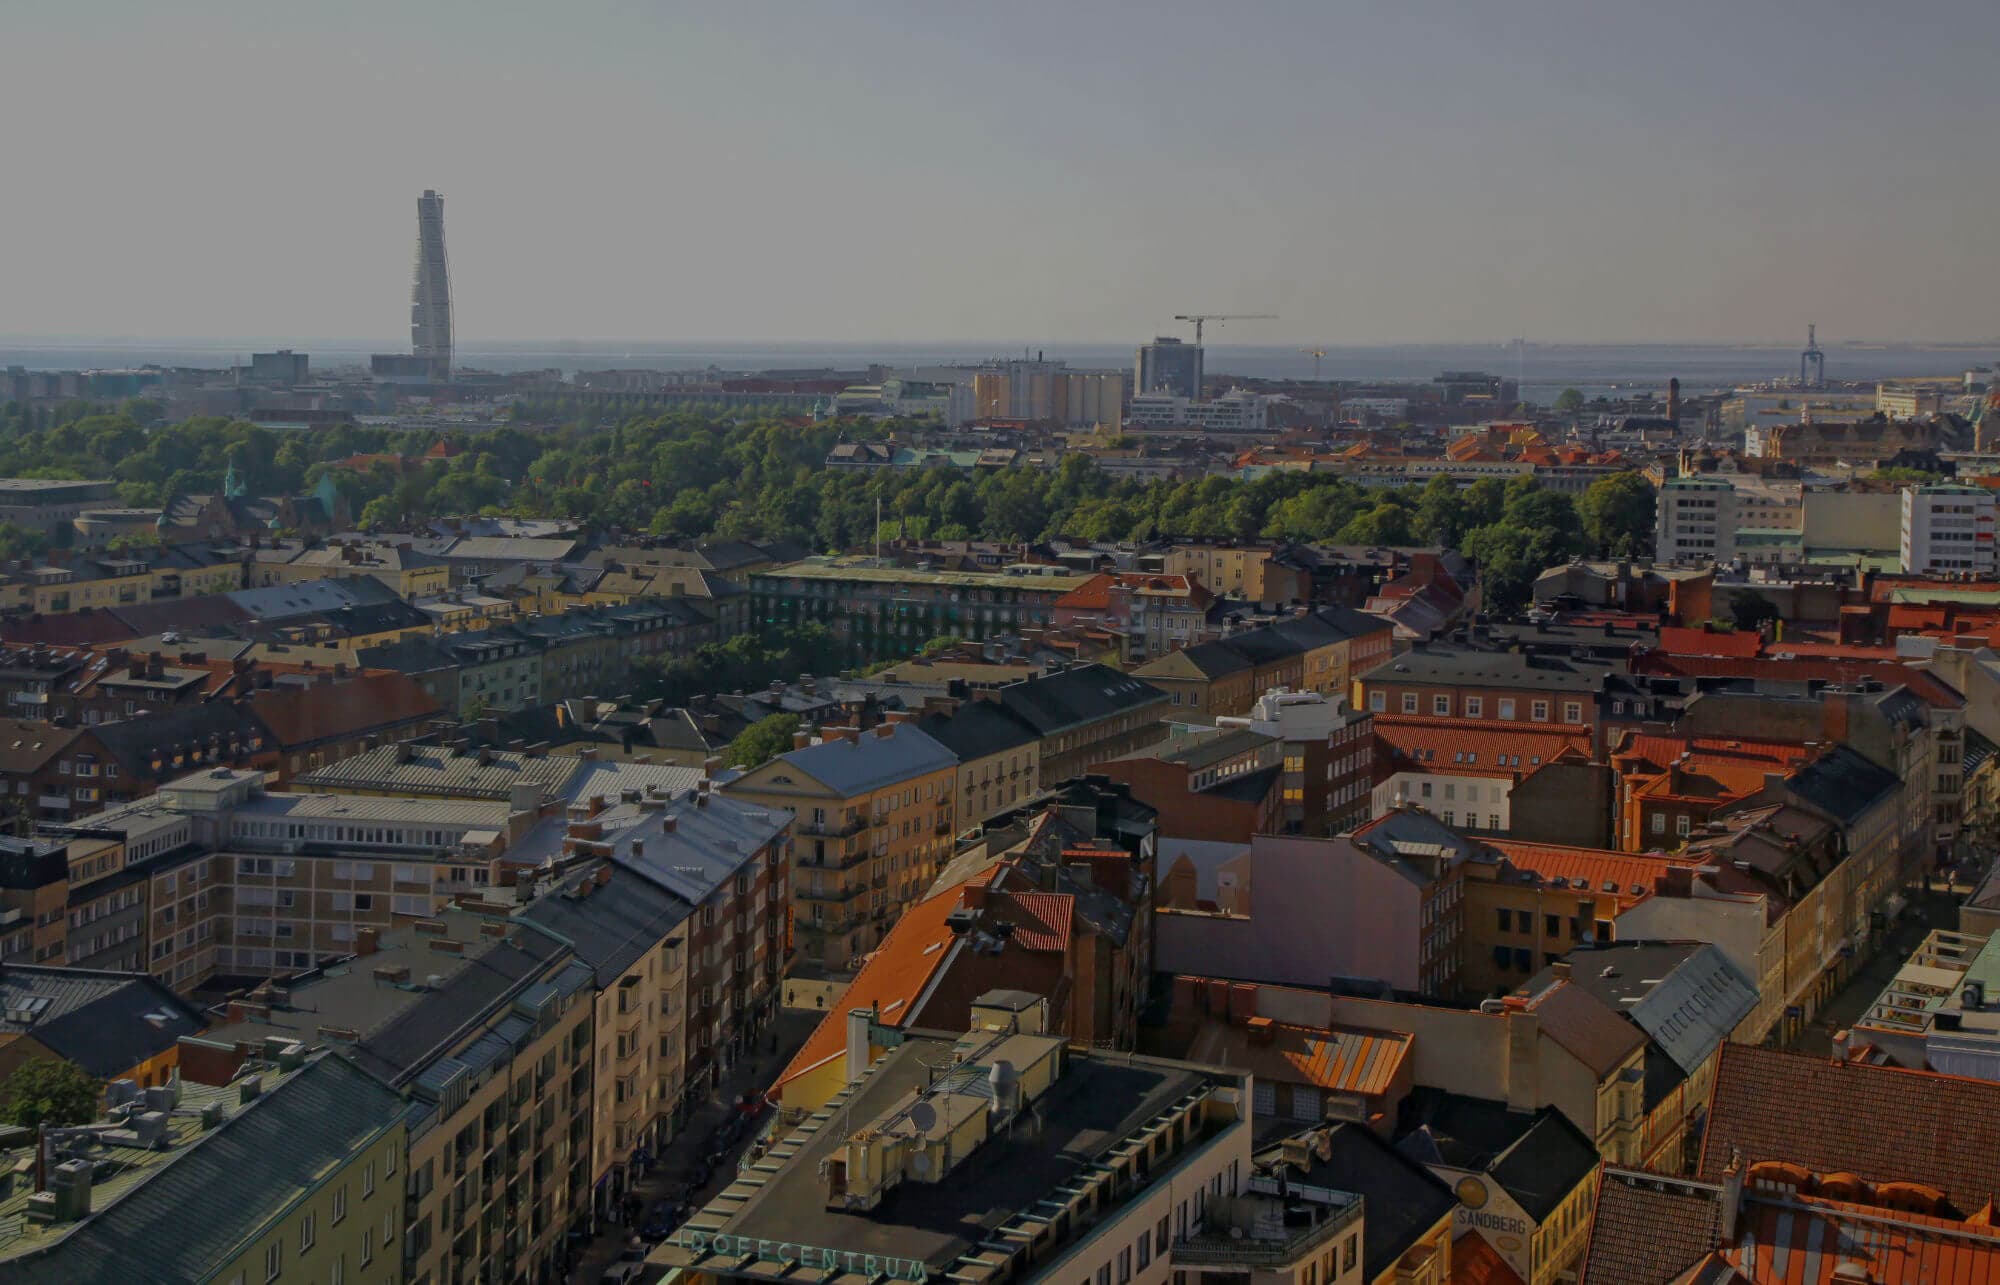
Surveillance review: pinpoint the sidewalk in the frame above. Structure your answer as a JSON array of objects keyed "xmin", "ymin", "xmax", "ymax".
[{"xmin": 570, "ymin": 1010, "xmax": 818, "ymax": 1283}]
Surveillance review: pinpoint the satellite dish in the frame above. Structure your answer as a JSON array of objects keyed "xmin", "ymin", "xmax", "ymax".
[{"xmin": 908, "ymin": 1102, "xmax": 938, "ymax": 1134}]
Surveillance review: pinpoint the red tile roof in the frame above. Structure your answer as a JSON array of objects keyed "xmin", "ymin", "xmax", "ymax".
[
  {"xmin": 1375, "ymin": 717, "xmax": 1592, "ymax": 778},
  {"xmin": 1698, "ymin": 1044, "xmax": 2000, "ymax": 1215},
  {"xmin": 986, "ymin": 888, "xmax": 1074, "ymax": 954},
  {"xmin": 248, "ymin": 671, "xmax": 442, "ymax": 747},
  {"xmin": 1452, "ymin": 1232, "xmax": 1528, "ymax": 1285},
  {"xmin": 1579, "ymin": 1171, "xmax": 1724, "ymax": 1285},
  {"xmin": 1657, "ymin": 626, "xmax": 1763, "ymax": 658}
]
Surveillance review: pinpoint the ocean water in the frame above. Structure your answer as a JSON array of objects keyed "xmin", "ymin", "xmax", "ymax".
[{"xmin": 2, "ymin": 337, "xmax": 1993, "ymax": 405}]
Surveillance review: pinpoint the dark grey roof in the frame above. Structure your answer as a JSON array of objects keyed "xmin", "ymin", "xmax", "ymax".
[
  {"xmin": 914, "ymin": 702, "xmax": 1039, "ymax": 762},
  {"xmin": 1161, "ymin": 639, "xmax": 1253, "ymax": 678},
  {"xmin": 1360, "ymin": 643, "xmax": 1613, "ymax": 692},
  {"xmin": 0, "ymin": 966, "xmax": 206, "ymax": 1080},
  {"xmin": 1783, "ymin": 745, "xmax": 1901, "ymax": 824},
  {"xmin": 355, "ymin": 636, "xmax": 459, "ymax": 675},
  {"xmin": 995, "ymin": 664, "xmax": 1167, "ymax": 735},
  {"xmin": 10, "ymin": 1054, "xmax": 402, "ymax": 1285},
  {"xmin": 518, "ymin": 867, "xmax": 694, "ymax": 990},
  {"xmin": 86, "ymin": 702, "xmax": 268, "ymax": 771},
  {"xmin": 351, "ymin": 930, "xmax": 572, "ymax": 1083},
  {"xmin": 1290, "ymin": 1123, "xmax": 1456, "ymax": 1282},
  {"xmin": 1396, "ymin": 1093, "xmax": 1599, "ymax": 1225},
  {"xmin": 0, "ymin": 837, "xmax": 68, "ymax": 890}
]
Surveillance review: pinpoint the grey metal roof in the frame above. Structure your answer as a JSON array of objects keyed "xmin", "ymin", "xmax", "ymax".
[
  {"xmin": 774, "ymin": 723, "xmax": 957, "ymax": 794},
  {"xmin": 1534, "ymin": 941, "xmax": 1759, "ymax": 1076},
  {"xmin": 518, "ymin": 865, "xmax": 694, "ymax": 988},
  {"xmin": 295, "ymin": 743, "xmax": 584, "ymax": 801},
  {"xmin": 1359, "ymin": 643, "xmax": 1613, "ymax": 691},
  {"xmin": 8, "ymin": 1054, "xmax": 403, "ymax": 1285}
]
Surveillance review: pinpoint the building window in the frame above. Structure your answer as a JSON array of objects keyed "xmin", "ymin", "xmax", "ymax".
[
  {"xmin": 333, "ymin": 1184, "xmax": 347, "ymax": 1224},
  {"xmin": 1466, "ymin": 697, "xmax": 1482, "ymax": 717},
  {"xmin": 1496, "ymin": 909, "xmax": 1511, "ymax": 932},
  {"xmin": 1676, "ymin": 814, "xmax": 1691, "ymax": 837},
  {"xmin": 1532, "ymin": 700, "xmax": 1550, "ymax": 721},
  {"xmin": 1432, "ymin": 695, "xmax": 1450, "ymax": 716},
  {"xmin": 1369, "ymin": 691, "xmax": 1386, "ymax": 712},
  {"xmin": 1498, "ymin": 698, "xmax": 1516, "ymax": 719},
  {"xmin": 1401, "ymin": 693, "xmax": 1418, "ymax": 714},
  {"xmin": 1546, "ymin": 914, "xmax": 1561, "ymax": 937},
  {"xmin": 360, "ymin": 1230, "xmax": 372, "ymax": 1268},
  {"xmin": 1563, "ymin": 701, "xmax": 1583, "ymax": 724},
  {"xmin": 264, "ymin": 1242, "xmax": 282, "ymax": 1283},
  {"xmin": 300, "ymin": 1212, "xmax": 315, "ymax": 1252},
  {"xmin": 1652, "ymin": 813, "xmax": 1666, "ymax": 835}
]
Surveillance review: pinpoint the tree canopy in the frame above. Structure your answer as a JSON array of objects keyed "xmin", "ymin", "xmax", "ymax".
[
  {"xmin": 724, "ymin": 713, "xmax": 801, "ymax": 770},
  {"xmin": 0, "ymin": 1057, "xmax": 99, "ymax": 1129}
]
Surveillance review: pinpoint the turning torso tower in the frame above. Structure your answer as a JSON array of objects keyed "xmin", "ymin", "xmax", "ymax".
[{"xmin": 411, "ymin": 189, "xmax": 453, "ymax": 377}]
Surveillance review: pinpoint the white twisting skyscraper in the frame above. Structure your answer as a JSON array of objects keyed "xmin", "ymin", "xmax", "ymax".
[{"xmin": 411, "ymin": 189, "xmax": 453, "ymax": 377}]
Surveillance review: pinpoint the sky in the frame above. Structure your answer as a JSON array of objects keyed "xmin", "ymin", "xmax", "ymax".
[{"xmin": 4, "ymin": 0, "xmax": 1998, "ymax": 346}]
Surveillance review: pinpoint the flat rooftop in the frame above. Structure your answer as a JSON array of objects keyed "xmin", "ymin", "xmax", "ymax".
[
  {"xmin": 667, "ymin": 1035, "xmax": 1220, "ymax": 1276},
  {"xmin": 202, "ymin": 906, "xmax": 513, "ymax": 1046}
]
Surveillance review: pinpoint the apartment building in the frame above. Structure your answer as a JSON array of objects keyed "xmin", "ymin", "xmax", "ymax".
[
  {"xmin": 1901, "ymin": 482, "xmax": 1998, "ymax": 574},
  {"xmin": 1155, "ymin": 810, "xmax": 1476, "ymax": 998},
  {"xmin": 1127, "ymin": 606, "xmax": 1393, "ymax": 720},
  {"xmin": 913, "ymin": 699, "xmax": 1040, "ymax": 825},
  {"xmin": 205, "ymin": 907, "xmax": 595, "ymax": 1285},
  {"xmin": 0, "ymin": 1047, "xmax": 406, "ymax": 1285},
  {"xmin": 1051, "ymin": 571, "xmax": 1218, "ymax": 660},
  {"xmin": 993, "ymin": 663, "xmax": 1172, "ymax": 782},
  {"xmin": 659, "ymin": 999, "xmax": 1261, "ymax": 1285},
  {"xmin": 1355, "ymin": 645, "xmax": 1609, "ymax": 736},
  {"xmin": 1216, "ymin": 687, "xmax": 1376, "ymax": 835},
  {"xmin": 44, "ymin": 767, "xmax": 533, "ymax": 993},
  {"xmin": 724, "ymin": 719, "xmax": 955, "ymax": 970},
  {"xmin": 520, "ymin": 782, "xmax": 790, "ymax": 1213},
  {"xmin": 750, "ymin": 556, "xmax": 1096, "ymax": 659}
]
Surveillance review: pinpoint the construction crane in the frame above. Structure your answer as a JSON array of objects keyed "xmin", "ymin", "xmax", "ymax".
[
  {"xmin": 1173, "ymin": 313, "xmax": 1276, "ymax": 346},
  {"xmin": 1799, "ymin": 324, "xmax": 1825, "ymax": 390},
  {"xmin": 1299, "ymin": 348, "xmax": 1327, "ymax": 380}
]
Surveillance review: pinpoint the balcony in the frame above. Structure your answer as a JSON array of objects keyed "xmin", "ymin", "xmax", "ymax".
[{"xmin": 798, "ymin": 814, "xmax": 868, "ymax": 839}]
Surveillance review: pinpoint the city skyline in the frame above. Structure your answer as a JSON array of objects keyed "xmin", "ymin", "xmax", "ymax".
[{"xmin": 6, "ymin": 2, "xmax": 1999, "ymax": 345}]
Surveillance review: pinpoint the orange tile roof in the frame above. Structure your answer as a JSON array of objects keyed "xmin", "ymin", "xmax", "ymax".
[
  {"xmin": 771, "ymin": 881, "xmax": 967, "ymax": 1092},
  {"xmin": 1054, "ymin": 572, "xmax": 1115, "ymax": 611},
  {"xmin": 1375, "ymin": 717, "xmax": 1592, "ymax": 778},
  {"xmin": 1186, "ymin": 1019, "xmax": 1412, "ymax": 1098},
  {"xmin": 1488, "ymin": 841, "xmax": 1708, "ymax": 907},
  {"xmin": 1726, "ymin": 1194, "xmax": 2000, "ymax": 1284}
]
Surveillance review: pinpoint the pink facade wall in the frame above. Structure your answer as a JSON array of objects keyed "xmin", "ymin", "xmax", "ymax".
[{"xmin": 1154, "ymin": 833, "xmax": 1422, "ymax": 990}]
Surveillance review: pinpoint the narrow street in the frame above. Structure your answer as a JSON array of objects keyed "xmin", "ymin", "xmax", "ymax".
[
  {"xmin": 1788, "ymin": 880, "xmax": 1963, "ymax": 1059},
  {"xmin": 570, "ymin": 1010, "xmax": 819, "ymax": 1283}
]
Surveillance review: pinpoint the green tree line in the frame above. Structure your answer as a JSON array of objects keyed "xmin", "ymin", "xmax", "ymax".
[{"xmin": 0, "ymin": 402, "xmax": 1653, "ymax": 611}]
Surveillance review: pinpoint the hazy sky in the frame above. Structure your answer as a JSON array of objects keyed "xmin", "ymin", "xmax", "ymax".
[{"xmin": 6, "ymin": 0, "xmax": 1997, "ymax": 345}]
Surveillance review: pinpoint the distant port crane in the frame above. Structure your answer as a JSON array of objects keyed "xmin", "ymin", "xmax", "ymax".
[
  {"xmin": 1173, "ymin": 313, "xmax": 1276, "ymax": 346},
  {"xmin": 1299, "ymin": 348, "xmax": 1327, "ymax": 379},
  {"xmin": 1799, "ymin": 324, "xmax": 1826, "ymax": 389}
]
